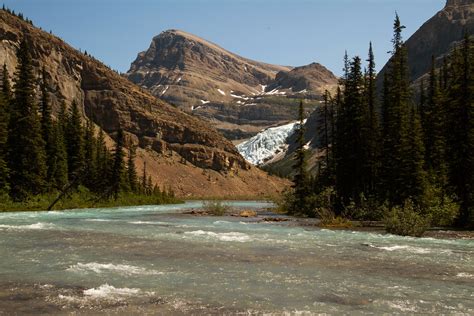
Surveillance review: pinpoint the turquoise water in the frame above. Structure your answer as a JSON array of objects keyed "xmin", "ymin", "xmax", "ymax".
[{"xmin": 0, "ymin": 201, "xmax": 472, "ymax": 314}]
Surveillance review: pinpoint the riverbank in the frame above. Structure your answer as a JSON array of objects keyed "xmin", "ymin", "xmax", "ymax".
[
  {"xmin": 0, "ymin": 191, "xmax": 182, "ymax": 212},
  {"xmin": 186, "ymin": 205, "xmax": 474, "ymax": 240}
]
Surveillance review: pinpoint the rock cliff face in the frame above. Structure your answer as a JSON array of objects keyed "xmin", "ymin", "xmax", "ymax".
[
  {"xmin": 378, "ymin": 0, "xmax": 474, "ymax": 83},
  {"xmin": 126, "ymin": 30, "xmax": 338, "ymax": 140},
  {"xmin": 127, "ymin": 29, "xmax": 292, "ymax": 107},
  {"xmin": 268, "ymin": 63, "xmax": 337, "ymax": 93},
  {"xmin": 0, "ymin": 11, "xmax": 288, "ymax": 197}
]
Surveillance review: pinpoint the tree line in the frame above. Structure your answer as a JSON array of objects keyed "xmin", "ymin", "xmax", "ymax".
[
  {"xmin": 0, "ymin": 38, "xmax": 174, "ymax": 206},
  {"xmin": 287, "ymin": 15, "xmax": 473, "ymax": 229}
]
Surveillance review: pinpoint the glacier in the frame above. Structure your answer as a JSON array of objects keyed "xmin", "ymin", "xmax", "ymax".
[{"xmin": 236, "ymin": 121, "xmax": 300, "ymax": 165}]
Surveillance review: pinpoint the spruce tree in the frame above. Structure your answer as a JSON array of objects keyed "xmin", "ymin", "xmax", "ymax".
[
  {"xmin": 65, "ymin": 100, "xmax": 84, "ymax": 181},
  {"xmin": 83, "ymin": 119, "xmax": 97, "ymax": 189},
  {"xmin": 291, "ymin": 100, "xmax": 310, "ymax": 215},
  {"xmin": 110, "ymin": 128, "xmax": 125, "ymax": 199},
  {"xmin": 127, "ymin": 146, "xmax": 138, "ymax": 193},
  {"xmin": 142, "ymin": 161, "xmax": 148, "ymax": 194},
  {"xmin": 381, "ymin": 14, "xmax": 426, "ymax": 205},
  {"xmin": 446, "ymin": 32, "xmax": 474, "ymax": 226},
  {"xmin": 50, "ymin": 121, "xmax": 68, "ymax": 189},
  {"xmin": 40, "ymin": 67, "xmax": 55, "ymax": 189},
  {"xmin": 426, "ymin": 56, "xmax": 448, "ymax": 186},
  {"xmin": 95, "ymin": 127, "xmax": 110, "ymax": 193},
  {"xmin": 336, "ymin": 56, "xmax": 367, "ymax": 204},
  {"xmin": 0, "ymin": 89, "xmax": 9, "ymax": 196},
  {"xmin": 2, "ymin": 64, "xmax": 11, "ymax": 102},
  {"xmin": 7, "ymin": 39, "xmax": 47, "ymax": 200},
  {"xmin": 365, "ymin": 42, "xmax": 380, "ymax": 195}
]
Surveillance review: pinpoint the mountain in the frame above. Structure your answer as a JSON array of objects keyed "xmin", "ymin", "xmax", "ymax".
[
  {"xmin": 126, "ymin": 30, "xmax": 338, "ymax": 140},
  {"xmin": 254, "ymin": 0, "xmax": 474, "ymax": 178},
  {"xmin": 0, "ymin": 10, "xmax": 288, "ymax": 198},
  {"xmin": 378, "ymin": 0, "xmax": 474, "ymax": 84},
  {"xmin": 127, "ymin": 29, "xmax": 291, "ymax": 106},
  {"xmin": 267, "ymin": 63, "xmax": 337, "ymax": 93}
]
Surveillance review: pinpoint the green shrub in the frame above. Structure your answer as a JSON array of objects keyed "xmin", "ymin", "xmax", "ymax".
[
  {"xmin": 202, "ymin": 200, "xmax": 227, "ymax": 216},
  {"xmin": 384, "ymin": 200, "xmax": 431, "ymax": 237},
  {"xmin": 343, "ymin": 194, "xmax": 385, "ymax": 221},
  {"xmin": 316, "ymin": 207, "xmax": 353, "ymax": 228},
  {"xmin": 421, "ymin": 185, "xmax": 460, "ymax": 227}
]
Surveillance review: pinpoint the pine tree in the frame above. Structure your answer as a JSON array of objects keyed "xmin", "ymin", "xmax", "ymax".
[
  {"xmin": 40, "ymin": 67, "xmax": 55, "ymax": 189},
  {"xmin": 425, "ymin": 56, "xmax": 448, "ymax": 186},
  {"xmin": 95, "ymin": 127, "xmax": 110, "ymax": 193},
  {"xmin": 0, "ymin": 88, "xmax": 9, "ymax": 196},
  {"xmin": 50, "ymin": 121, "xmax": 68, "ymax": 189},
  {"xmin": 336, "ymin": 56, "xmax": 367, "ymax": 204},
  {"xmin": 381, "ymin": 14, "xmax": 426, "ymax": 205},
  {"xmin": 7, "ymin": 39, "xmax": 47, "ymax": 200},
  {"xmin": 445, "ymin": 32, "xmax": 474, "ymax": 226},
  {"xmin": 110, "ymin": 128, "xmax": 125, "ymax": 199},
  {"xmin": 142, "ymin": 161, "xmax": 148, "ymax": 194},
  {"xmin": 2, "ymin": 64, "xmax": 11, "ymax": 102},
  {"xmin": 65, "ymin": 100, "xmax": 84, "ymax": 181},
  {"xmin": 83, "ymin": 119, "xmax": 97, "ymax": 189},
  {"xmin": 365, "ymin": 42, "xmax": 380, "ymax": 195},
  {"xmin": 291, "ymin": 100, "xmax": 310, "ymax": 215},
  {"xmin": 127, "ymin": 146, "xmax": 138, "ymax": 193},
  {"xmin": 147, "ymin": 176, "xmax": 153, "ymax": 195}
]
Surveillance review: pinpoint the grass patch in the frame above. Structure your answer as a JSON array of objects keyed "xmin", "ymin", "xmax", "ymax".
[{"xmin": 0, "ymin": 188, "xmax": 182, "ymax": 213}]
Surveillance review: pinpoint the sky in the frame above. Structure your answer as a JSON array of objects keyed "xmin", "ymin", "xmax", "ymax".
[{"xmin": 4, "ymin": 0, "xmax": 446, "ymax": 76}]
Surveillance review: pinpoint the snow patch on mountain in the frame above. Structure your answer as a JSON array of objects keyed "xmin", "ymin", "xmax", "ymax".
[{"xmin": 237, "ymin": 121, "xmax": 301, "ymax": 165}]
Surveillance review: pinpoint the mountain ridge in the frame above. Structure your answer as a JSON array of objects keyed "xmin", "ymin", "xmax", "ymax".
[
  {"xmin": 0, "ymin": 11, "xmax": 288, "ymax": 197},
  {"xmin": 126, "ymin": 29, "xmax": 338, "ymax": 140}
]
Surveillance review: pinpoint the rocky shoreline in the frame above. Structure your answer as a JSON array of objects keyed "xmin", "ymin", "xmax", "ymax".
[{"xmin": 184, "ymin": 207, "xmax": 474, "ymax": 240}]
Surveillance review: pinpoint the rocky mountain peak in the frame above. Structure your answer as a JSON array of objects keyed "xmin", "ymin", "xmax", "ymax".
[
  {"xmin": 0, "ymin": 11, "xmax": 288, "ymax": 197},
  {"xmin": 127, "ymin": 29, "xmax": 293, "ymax": 108},
  {"xmin": 446, "ymin": 0, "xmax": 472, "ymax": 7},
  {"xmin": 126, "ymin": 29, "xmax": 338, "ymax": 141},
  {"xmin": 377, "ymin": 0, "xmax": 473, "ymax": 84}
]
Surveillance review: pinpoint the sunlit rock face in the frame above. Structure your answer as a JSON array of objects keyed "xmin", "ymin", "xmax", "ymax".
[
  {"xmin": 0, "ymin": 11, "xmax": 288, "ymax": 197},
  {"xmin": 378, "ymin": 0, "xmax": 474, "ymax": 84}
]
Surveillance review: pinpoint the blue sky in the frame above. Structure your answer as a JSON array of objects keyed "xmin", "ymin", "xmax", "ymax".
[{"xmin": 4, "ymin": 0, "xmax": 445, "ymax": 76}]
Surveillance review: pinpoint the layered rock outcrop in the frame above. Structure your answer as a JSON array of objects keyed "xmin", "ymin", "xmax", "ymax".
[{"xmin": 0, "ymin": 11, "xmax": 288, "ymax": 197}]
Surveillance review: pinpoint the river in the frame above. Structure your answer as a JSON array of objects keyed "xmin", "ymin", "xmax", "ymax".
[{"xmin": 0, "ymin": 201, "xmax": 472, "ymax": 314}]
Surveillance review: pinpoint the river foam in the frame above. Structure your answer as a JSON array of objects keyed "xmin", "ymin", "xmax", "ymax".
[
  {"xmin": 67, "ymin": 262, "xmax": 164, "ymax": 276},
  {"xmin": 0, "ymin": 222, "xmax": 56, "ymax": 230},
  {"xmin": 369, "ymin": 244, "xmax": 434, "ymax": 254},
  {"xmin": 184, "ymin": 230, "xmax": 252, "ymax": 242}
]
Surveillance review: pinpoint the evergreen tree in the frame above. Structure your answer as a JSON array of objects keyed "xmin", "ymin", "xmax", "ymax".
[
  {"xmin": 65, "ymin": 100, "xmax": 84, "ymax": 181},
  {"xmin": 147, "ymin": 175, "xmax": 153, "ymax": 196},
  {"xmin": 142, "ymin": 161, "xmax": 148, "ymax": 194},
  {"xmin": 336, "ymin": 56, "xmax": 367, "ymax": 204},
  {"xmin": 50, "ymin": 121, "xmax": 68, "ymax": 189},
  {"xmin": 40, "ymin": 67, "xmax": 55, "ymax": 189},
  {"xmin": 7, "ymin": 39, "xmax": 47, "ymax": 200},
  {"xmin": 2, "ymin": 64, "xmax": 11, "ymax": 102},
  {"xmin": 127, "ymin": 146, "xmax": 138, "ymax": 193},
  {"xmin": 0, "ymin": 88, "xmax": 9, "ymax": 195},
  {"xmin": 110, "ymin": 128, "xmax": 125, "ymax": 199},
  {"xmin": 95, "ymin": 127, "xmax": 110, "ymax": 193},
  {"xmin": 83, "ymin": 119, "xmax": 97, "ymax": 189},
  {"xmin": 365, "ymin": 42, "xmax": 380, "ymax": 195},
  {"xmin": 445, "ymin": 32, "xmax": 474, "ymax": 226},
  {"xmin": 381, "ymin": 14, "xmax": 426, "ymax": 205},
  {"xmin": 426, "ymin": 56, "xmax": 448, "ymax": 186},
  {"xmin": 291, "ymin": 100, "xmax": 310, "ymax": 215}
]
